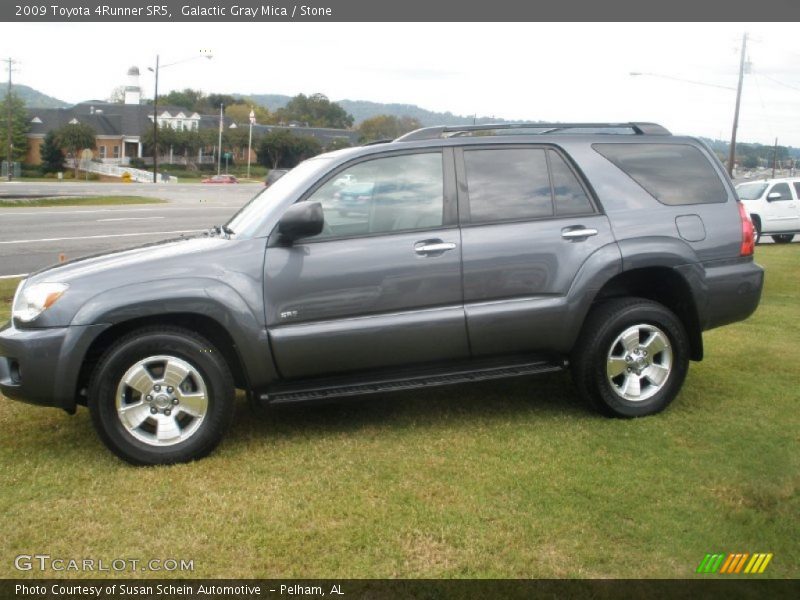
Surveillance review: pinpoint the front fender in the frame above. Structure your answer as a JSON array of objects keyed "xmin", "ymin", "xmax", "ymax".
[{"xmin": 71, "ymin": 278, "xmax": 277, "ymax": 390}]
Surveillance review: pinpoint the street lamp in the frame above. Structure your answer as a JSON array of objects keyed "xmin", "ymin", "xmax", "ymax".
[
  {"xmin": 148, "ymin": 50, "xmax": 213, "ymax": 183},
  {"xmin": 629, "ymin": 33, "xmax": 748, "ymax": 177}
]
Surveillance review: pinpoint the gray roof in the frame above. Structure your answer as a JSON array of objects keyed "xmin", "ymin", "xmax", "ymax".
[{"xmin": 27, "ymin": 103, "xmax": 359, "ymax": 144}]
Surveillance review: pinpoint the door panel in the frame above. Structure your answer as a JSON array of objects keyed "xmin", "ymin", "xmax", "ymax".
[
  {"xmin": 264, "ymin": 150, "xmax": 467, "ymax": 379},
  {"xmin": 265, "ymin": 231, "xmax": 467, "ymax": 378},
  {"xmin": 764, "ymin": 183, "xmax": 800, "ymax": 232},
  {"xmin": 456, "ymin": 145, "xmax": 615, "ymax": 357},
  {"xmin": 461, "ymin": 216, "xmax": 614, "ymax": 356}
]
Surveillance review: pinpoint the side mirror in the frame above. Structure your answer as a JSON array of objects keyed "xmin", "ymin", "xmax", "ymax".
[
  {"xmin": 767, "ymin": 192, "xmax": 782, "ymax": 201},
  {"xmin": 278, "ymin": 201, "xmax": 324, "ymax": 242}
]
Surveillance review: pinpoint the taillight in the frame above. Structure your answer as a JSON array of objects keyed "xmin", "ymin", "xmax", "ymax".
[{"xmin": 738, "ymin": 202, "xmax": 754, "ymax": 256}]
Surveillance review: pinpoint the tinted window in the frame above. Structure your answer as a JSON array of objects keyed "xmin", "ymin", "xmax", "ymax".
[
  {"xmin": 794, "ymin": 182, "xmax": 800, "ymax": 198},
  {"xmin": 549, "ymin": 150, "xmax": 593, "ymax": 215},
  {"xmin": 464, "ymin": 148, "xmax": 552, "ymax": 222},
  {"xmin": 307, "ymin": 152, "xmax": 443, "ymax": 239},
  {"xmin": 593, "ymin": 143, "xmax": 727, "ymax": 205},
  {"xmin": 769, "ymin": 183, "xmax": 792, "ymax": 201}
]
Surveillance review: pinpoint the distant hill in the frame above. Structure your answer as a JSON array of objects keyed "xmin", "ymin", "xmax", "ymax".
[
  {"xmin": 240, "ymin": 93, "xmax": 519, "ymax": 127},
  {"xmin": 0, "ymin": 84, "xmax": 69, "ymax": 108},
  {"xmin": 699, "ymin": 137, "xmax": 800, "ymax": 160}
]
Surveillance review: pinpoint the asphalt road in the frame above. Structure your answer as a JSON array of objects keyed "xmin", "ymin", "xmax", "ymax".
[
  {"xmin": 0, "ymin": 181, "xmax": 261, "ymax": 205},
  {"xmin": 0, "ymin": 182, "xmax": 261, "ymax": 277}
]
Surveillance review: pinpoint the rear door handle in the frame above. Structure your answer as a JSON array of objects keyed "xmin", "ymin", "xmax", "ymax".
[
  {"xmin": 414, "ymin": 241, "xmax": 457, "ymax": 255},
  {"xmin": 561, "ymin": 227, "xmax": 598, "ymax": 240}
]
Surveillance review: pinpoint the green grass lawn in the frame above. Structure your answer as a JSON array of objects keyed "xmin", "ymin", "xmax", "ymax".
[
  {"xmin": 0, "ymin": 196, "xmax": 167, "ymax": 208},
  {"xmin": 0, "ymin": 246, "xmax": 797, "ymax": 579}
]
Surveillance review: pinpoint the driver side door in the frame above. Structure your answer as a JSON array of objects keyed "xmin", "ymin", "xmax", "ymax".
[{"xmin": 263, "ymin": 149, "xmax": 469, "ymax": 380}]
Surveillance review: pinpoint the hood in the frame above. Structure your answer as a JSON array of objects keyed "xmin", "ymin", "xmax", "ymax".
[
  {"xmin": 17, "ymin": 233, "xmax": 268, "ymax": 329},
  {"xmin": 27, "ymin": 235, "xmax": 231, "ymax": 286}
]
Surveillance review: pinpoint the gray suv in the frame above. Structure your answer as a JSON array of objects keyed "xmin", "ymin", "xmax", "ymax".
[{"xmin": 0, "ymin": 123, "xmax": 763, "ymax": 464}]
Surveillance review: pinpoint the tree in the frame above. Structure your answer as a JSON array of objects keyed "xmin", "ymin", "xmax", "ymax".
[
  {"xmin": 358, "ymin": 115, "xmax": 421, "ymax": 142},
  {"xmin": 206, "ymin": 93, "xmax": 239, "ymax": 113},
  {"xmin": 141, "ymin": 123, "xmax": 179, "ymax": 157},
  {"xmin": 107, "ymin": 86, "xmax": 126, "ymax": 103},
  {"xmin": 158, "ymin": 88, "xmax": 207, "ymax": 112},
  {"xmin": 257, "ymin": 130, "xmax": 322, "ymax": 169},
  {"xmin": 741, "ymin": 155, "xmax": 759, "ymax": 169},
  {"xmin": 0, "ymin": 91, "xmax": 30, "ymax": 163},
  {"xmin": 54, "ymin": 122, "xmax": 96, "ymax": 176},
  {"xmin": 40, "ymin": 131, "xmax": 64, "ymax": 173},
  {"xmin": 325, "ymin": 138, "xmax": 352, "ymax": 152},
  {"xmin": 275, "ymin": 93, "xmax": 354, "ymax": 129},
  {"xmin": 225, "ymin": 102, "xmax": 272, "ymax": 125}
]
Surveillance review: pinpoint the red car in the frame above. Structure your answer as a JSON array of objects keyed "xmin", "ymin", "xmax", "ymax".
[{"xmin": 202, "ymin": 174, "xmax": 238, "ymax": 184}]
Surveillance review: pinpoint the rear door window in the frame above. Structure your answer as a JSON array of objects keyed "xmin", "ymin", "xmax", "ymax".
[
  {"xmin": 464, "ymin": 148, "xmax": 553, "ymax": 222},
  {"xmin": 593, "ymin": 143, "xmax": 728, "ymax": 205},
  {"xmin": 549, "ymin": 150, "xmax": 593, "ymax": 216}
]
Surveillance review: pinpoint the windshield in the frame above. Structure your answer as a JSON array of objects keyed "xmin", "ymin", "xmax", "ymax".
[
  {"xmin": 736, "ymin": 182, "xmax": 768, "ymax": 200},
  {"xmin": 225, "ymin": 156, "xmax": 336, "ymax": 237}
]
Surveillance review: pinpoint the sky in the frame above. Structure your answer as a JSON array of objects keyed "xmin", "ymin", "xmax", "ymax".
[{"xmin": 2, "ymin": 22, "xmax": 800, "ymax": 146}]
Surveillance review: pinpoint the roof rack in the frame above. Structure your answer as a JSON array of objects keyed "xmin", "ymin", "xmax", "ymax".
[
  {"xmin": 394, "ymin": 122, "xmax": 671, "ymax": 142},
  {"xmin": 363, "ymin": 138, "xmax": 394, "ymax": 146}
]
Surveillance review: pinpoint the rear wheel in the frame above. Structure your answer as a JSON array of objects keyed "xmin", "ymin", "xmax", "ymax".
[
  {"xmin": 751, "ymin": 217, "xmax": 762, "ymax": 245},
  {"xmin": 88, "ymin": 327, "xmax": 235, "ymax": 465},
  {"xmin": 571, "ymin": 298, "xmax": 690, "ymax": 417},
  {"xmin": 772, "ymin": 234, "xmax": 794, "ymax": 244}
]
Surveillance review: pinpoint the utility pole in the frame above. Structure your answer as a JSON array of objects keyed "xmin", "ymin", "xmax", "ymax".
[
  {"xmin": 217, "ymin": 103, "xmax": 223, "ymax": 175},
  {"xmin": 247, "ymin": 108, "xmax": 255, "ymax": 179},
  {"xmin": 727, "ymin": 32, "xmax": 747, "ymax": 178},
  {"xmin": 152, "ymin": 54, "xmax": 160, "ymax": 183},
  {"xmin": 772, "ymin": 137, "xmax": 778, "ymax": 178},
  {"xmin": 3, "ymin": 57, "xmax": 18, "ymax": 182}
]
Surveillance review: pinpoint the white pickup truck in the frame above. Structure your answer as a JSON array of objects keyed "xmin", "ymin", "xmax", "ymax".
[{"xmin": 736, "ymin": 178, "xmax": 800, "ymax": 244}]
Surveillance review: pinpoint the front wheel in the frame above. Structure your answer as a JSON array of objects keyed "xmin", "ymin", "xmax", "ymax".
[
  {"xmin": 88, "ymin": 327, "xmax": 235, "ymax": 465},
  {"xmin": 772, "ymin": 234, "xmax": 795, "ymax": 244},
  {"xmin": 571, "ymin": 298, "xmax": 690, "ymax": 418}
]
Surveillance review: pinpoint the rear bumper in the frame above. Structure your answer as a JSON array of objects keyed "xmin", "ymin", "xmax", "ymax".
[
  {"xmin": 697, "ymin": 258, "xmax": 764, "ymax": 330},
  {"xmin": 0, "ymin": 322, "xmax": 105, "ymax": 412}
]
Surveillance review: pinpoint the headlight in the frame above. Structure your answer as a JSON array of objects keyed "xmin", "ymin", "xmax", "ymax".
[{"xmin": 12, "ymin": 282, "xmax": 69, "ymax": 323}]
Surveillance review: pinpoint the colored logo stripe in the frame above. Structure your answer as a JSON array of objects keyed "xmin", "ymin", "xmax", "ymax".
[
  {"xmin": 698, "ymin": 552, "xmax": 773, "ymax": 574},
  {"xmin": 696, "ymin": 554, "xmax": 725, "ymax": 573}
]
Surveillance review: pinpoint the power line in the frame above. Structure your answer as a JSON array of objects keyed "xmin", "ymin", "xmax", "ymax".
[
  {"xmin": 754, "ymin": 71, "xmax": 800, "ymax": 93},
  {"xmin": 752, "ymin": 73, "xmax": 777, "ymax": 144}
]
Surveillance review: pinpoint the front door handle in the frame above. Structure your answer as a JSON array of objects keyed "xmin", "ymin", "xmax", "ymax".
[
  {"xmin": 561, "ymin": 227, "xmax": 598, "ymax": 240},
  {"xmin": 414, "ymin": 241, "xmax": 457, "ymax": 255}
]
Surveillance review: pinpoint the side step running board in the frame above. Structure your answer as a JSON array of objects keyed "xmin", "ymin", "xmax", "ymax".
[{"xmin": 262, "ymin": 360, "xmax": 565, "ymax": 405}]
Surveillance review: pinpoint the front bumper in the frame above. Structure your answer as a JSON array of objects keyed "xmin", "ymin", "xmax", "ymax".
[{"xmin": 0, "ymin": 321, "xmax": 105, "ymax": 412}]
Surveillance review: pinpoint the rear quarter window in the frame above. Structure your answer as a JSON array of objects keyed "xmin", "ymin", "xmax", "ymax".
[{"xmin": 593, "ymin": 143, "xmax": 728, "ymax": 205}]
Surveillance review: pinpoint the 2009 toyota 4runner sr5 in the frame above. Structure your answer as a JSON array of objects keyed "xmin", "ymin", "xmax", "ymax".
[{"xmin": 0, "ymin": 122, "xmax": 763, "ymax": 464}]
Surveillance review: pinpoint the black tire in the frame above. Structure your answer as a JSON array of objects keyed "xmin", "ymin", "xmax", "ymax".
[
  {"xmin": 771, "ymin": 234, "xmax": 794, "ymax": 244},
  {"xmin": 571, "ymin": 298, "xmax": 690, "ymax": 418},
  {"xmin": 751, "ymin": 216, "xmax": 761, "ymax": 245},
  {"xmin": 88, "ymin": 327, "xmax": 235, "ymax": 465}
]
